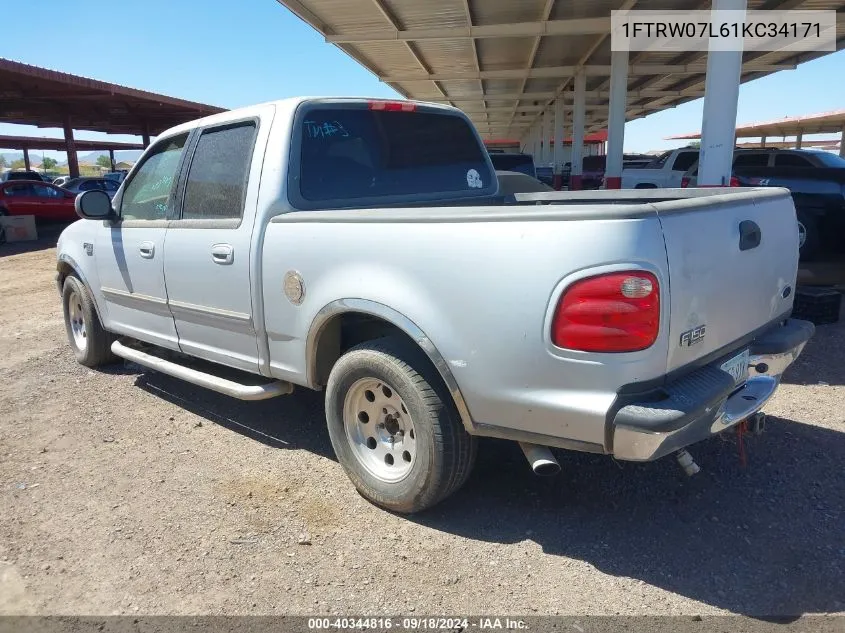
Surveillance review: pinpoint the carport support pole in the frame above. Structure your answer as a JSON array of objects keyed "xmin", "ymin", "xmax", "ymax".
[
  {"xmin": 553, "ymin": 96, "xmax": 565, "ymax": 189},
  {"xmin": 542, "ymin": 108, "xmax": 552, "ymax": 168},
  {"xmin": 570, "ymin": 70, "xmax": 587, "ymax": 191},
  {"xmin": 760, "ymin": 135, "xmax": 766, "ymax": 147},
  {"xmin": 605, "ymin": 49, "xmax": 629, "ymax": 189},
  {"xmin": 840, "ymin": 125, "xmax": 845, "ymax": 158},
  {"xmin": 795, "ymin": 132, "xmax": 803, "ymax": 149},
  {"xmin": 63, "ymin": 114, "xmax": 80, "ymax": 179},
  {"xmin": 697, "ymin": 0, "xmax": 746, "ymax": 186},
  {"xmin": 23, "ymin": 148, "xmax": 31, "ymax": 171},
  {"xmin": 142, "ymin": 121, "xmax": 151, "ymax": 148},
  {"xmin": 109, "ymin": 150, "xmax": 116, "ymax": 171}
]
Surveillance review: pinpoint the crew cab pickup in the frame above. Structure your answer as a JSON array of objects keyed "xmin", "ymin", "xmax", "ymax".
[
  {"xmin": 621, "ymin": 147, "xmax": 700, "ymax": 189},
  {"xmin": 57, "ymin": 98, "xmax": 814, "ymax": 513}
]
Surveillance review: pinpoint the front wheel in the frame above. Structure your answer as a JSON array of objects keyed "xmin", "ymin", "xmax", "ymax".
[
  {"xmin": 62, "ymin": 275, "xmax": 117, "ymax": 367},
  {"xmin": 325, "ymin": 337, "xmax": 476, "ymax": 513}
]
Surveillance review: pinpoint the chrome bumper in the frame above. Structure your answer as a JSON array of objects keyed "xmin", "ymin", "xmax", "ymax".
[{"xmin": 612, "ymin": 319, "xmax": 813, "ymax": 462}]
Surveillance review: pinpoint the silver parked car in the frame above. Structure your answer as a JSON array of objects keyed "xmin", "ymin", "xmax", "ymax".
[{"xmin": 60, "ymin": 177, "xmax": 120, "ymax": 199}]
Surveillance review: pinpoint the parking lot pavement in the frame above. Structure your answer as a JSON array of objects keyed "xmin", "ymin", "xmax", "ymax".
[{"xmin": 1, "ymin": 242, "xmax": 843, "ymax": 617}]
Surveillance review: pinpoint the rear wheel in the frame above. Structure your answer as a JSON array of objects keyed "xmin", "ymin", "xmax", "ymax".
[
  {"xmin": 62, "ymin": 275, "xmax": 117, "ymax": 367},
  {"xmin": 325, "ymin": 337, "xmax": 476, "ymax": 513}
]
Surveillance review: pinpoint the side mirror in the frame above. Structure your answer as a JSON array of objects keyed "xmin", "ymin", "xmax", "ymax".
[{"xmin": 75, "ymin": 190, "xmax": 115, "ymax": 221}]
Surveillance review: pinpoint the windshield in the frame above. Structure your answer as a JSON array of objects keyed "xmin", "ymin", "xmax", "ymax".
[
  {"xmin": 489, "ymin": 154, "xmax": 535, "ymax": 175},
  {"xmin": 811, "ymin": 152, "xmax": 845, "ymax": 168}
]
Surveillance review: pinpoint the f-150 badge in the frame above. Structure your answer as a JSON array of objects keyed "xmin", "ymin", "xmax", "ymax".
[{"xmin": 680, "ymin": 325, "xmax": 706, "ymax": 347}]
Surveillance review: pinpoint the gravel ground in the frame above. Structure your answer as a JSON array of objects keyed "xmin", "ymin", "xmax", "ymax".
[{"xmin": 1, "ymin": 230, "xmax": 843, "ymax": 617}]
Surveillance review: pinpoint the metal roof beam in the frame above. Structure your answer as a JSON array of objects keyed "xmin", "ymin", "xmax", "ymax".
[
  {"xmin": 383, "ymin": 63, "xmax": 793, "ymax": 82},
  {"xmin": 426, "ymin": 89, "xmax": 703, "ymax": 103},
  {"xmin": 464, "ymin": 105, "xmax": 607, "ymax": 114},
  {"xmin": 327, "ymin": 17, "xmax": 609, "ymax": 43}
]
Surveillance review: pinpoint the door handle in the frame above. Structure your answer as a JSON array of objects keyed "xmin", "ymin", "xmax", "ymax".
[
  {"xmin": 211, "ymin": 243, "xmax": 234, "ymax": 265},
  {"xmin": 139, "ymin": 241, "xmax": 155, "ymax": 259}
]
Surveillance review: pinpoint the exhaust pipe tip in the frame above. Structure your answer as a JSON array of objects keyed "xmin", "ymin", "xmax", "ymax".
[
  {"xmin": 519, "ymin": 442, "xmax": 561, "ymax": 477},
  {"xmin": 532, "ymin": 459, "xmax": 562, "ymax": 477}
]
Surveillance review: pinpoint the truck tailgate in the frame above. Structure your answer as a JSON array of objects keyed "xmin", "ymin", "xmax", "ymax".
[{"xmin": 656, "ymin": 189, "xmax": 799, "ymax": 372}]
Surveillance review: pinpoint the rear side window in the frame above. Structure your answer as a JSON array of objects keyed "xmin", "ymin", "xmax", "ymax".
[
  {"xmin": 671, "ymin": 152, "xmax": 699, "ymax": 171},
  {"xmin": 774, "ymin": 153, "xmax": 813, "ymax": 167},
  {"xmin": 182, "ymin": 121, "xmax": 257, "ymax": 221},
  {"xmin": 292, "ymin": 105, "xmax": 495, "ymax": 207},
  {"xmin": 733, "ymin": 153, "xmax": 769, "ymax": 167}
]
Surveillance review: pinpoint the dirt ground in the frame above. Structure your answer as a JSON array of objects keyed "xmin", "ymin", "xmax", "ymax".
[{"xmin": 1, "ymin": 228, "xmax": 843, "ymax": 617}]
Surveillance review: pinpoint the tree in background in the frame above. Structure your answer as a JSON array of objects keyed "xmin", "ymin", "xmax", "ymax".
[
  {"xmin": 11, "ymin": 159, "xmax": 25, "ymax": 169},
  {"xmin": 42, "ymin": 157, "xmax": 58, "ymax": 171},
  {"xmin": 0, "ymin": 156, "xmax": 7, "ymax": 169},
  {"xmin": 96, "ymin": 155, "xmax": 112, "ymax": 169}
]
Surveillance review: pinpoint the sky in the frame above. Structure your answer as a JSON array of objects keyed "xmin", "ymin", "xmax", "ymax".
[{"xmin": 2, "ymin": 0, "xmax": 844, "ymax": 158}]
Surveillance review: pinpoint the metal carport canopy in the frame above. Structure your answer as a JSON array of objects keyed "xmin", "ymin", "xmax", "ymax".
[{"xmin": 275, "ymin": 0, "xmax": 845, "ymax": 140}]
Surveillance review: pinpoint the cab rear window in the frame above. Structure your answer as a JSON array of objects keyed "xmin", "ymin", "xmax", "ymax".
[{"xmin": 292, "ymin": 105, "xmax": 495, "ymax": 207}]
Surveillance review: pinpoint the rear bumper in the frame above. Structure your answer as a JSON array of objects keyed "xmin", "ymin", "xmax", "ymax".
[{"xmin": 612, "ymin": 318, "xmax": 814, "ymax": 461}]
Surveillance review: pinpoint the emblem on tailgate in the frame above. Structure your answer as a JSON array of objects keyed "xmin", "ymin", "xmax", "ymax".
[{"xmin": 680, "ymin": 325, "xmax": 706, "ymax": 347}]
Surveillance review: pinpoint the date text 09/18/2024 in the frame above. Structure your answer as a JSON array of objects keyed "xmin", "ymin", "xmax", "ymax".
[{"xmin": 307, "ymin": 617, "xmax": 528, "ymax": 630}]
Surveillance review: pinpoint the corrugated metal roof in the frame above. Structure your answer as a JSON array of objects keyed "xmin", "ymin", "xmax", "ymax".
[
  {"xmin": 276, "ymin": 0, "xmax": 845, "ymax": 139},
  {"xmin": 668, "ymin": 108, "xmax": 845, "ymax": 138}
]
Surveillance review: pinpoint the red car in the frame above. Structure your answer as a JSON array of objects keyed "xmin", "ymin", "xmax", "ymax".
[{"xmin": 0, "ymin": 180, "xmax": 78, "ymax": 222}]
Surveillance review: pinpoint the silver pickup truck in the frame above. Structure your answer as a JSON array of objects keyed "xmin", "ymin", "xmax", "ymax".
[{"xmin": 57, "ymin": 98, "xmax": 814, "ymax": 513}]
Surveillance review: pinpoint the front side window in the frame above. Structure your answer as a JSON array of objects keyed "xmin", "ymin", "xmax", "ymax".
[
  {"xmin": 120, "ymin": 133, "xmax": 188, "ymax": 221},
  {"xmin": 32, "ymin": 184, "xmax": 60, "ymax": 198},
  {"xmin": 774, "ymin": 153, "xmax": 813, "ymax": 167},
  {"xmin": 181, "ymin": 122, "xmax": 256, "ymax": 221}
]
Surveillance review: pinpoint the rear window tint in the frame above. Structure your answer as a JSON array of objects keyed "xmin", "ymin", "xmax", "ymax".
[
  {"xmin": 295, "ymin": 106, "xmax": 493, "ymax": 204},
  {"xmin": 671, "ymin": 152, "xmax": 699, "ymax": 171}
]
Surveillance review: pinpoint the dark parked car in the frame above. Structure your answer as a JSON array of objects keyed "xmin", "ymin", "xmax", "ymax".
[
  {"xmin": 1, "ymin": 170, "xmax": 45, "ymax": 182},
  {"xmin": 60, "ymin": 177, "xmax": 121, "ymax": 199},
  {"xmin": 0, "ymin": 180, "xmax": 77, "ymax": 221},
  {"xmin": 487, "ymin": 152, "xmax": 537, "ymax": 179},
  {"xmin": 682, "ymin": 148, "xmax": 845, "ymax": 260}
]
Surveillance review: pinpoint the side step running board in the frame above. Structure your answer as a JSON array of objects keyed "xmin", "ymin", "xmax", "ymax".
[{"xmin": 111, "ymin": 340, "xmax": 293, "ymax": 401}]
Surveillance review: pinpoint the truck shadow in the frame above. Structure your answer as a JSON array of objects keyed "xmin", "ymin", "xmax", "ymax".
[
  {"xmin": 129, "ymin": 369, "xmax": 337, "ymax": 461},
  {"xmin": 416, "ymin": 417, "xmax": 844, "ymax": 618},
  {"xmin": 113, "ymin": 353, "xmax": 843, "ymax": 617},
  {"xmin": 779, "ymin": 317, "xmax": 845, "ymax": 386}
]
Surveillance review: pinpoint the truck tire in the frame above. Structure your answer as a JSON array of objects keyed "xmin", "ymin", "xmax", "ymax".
[
  {"xmin": 325, "ymin": 336, "xmax": 476, "ymax": 513},
  {"xmin": 796, "ymin": 211, "xmax": 820, "ymax": 262},
  {"xmin": 62, "ymin": 275, "xmax": 117, "ymax": 368}
]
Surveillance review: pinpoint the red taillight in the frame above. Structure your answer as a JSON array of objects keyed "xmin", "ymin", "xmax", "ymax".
[
  {"xmin": 681, "ymin": 176, "xmax": 690, "ymax": 188},
  {"xmin": 368, "ymin": 100, "xmax": 416, "ymax": 112},
  {"xmin": 729, "ymin": 176, "xmax": 740, "ymax": 187},
  {"xmin": 551, "ymin": 271, "xmax": 660, "ymax": 353}
]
